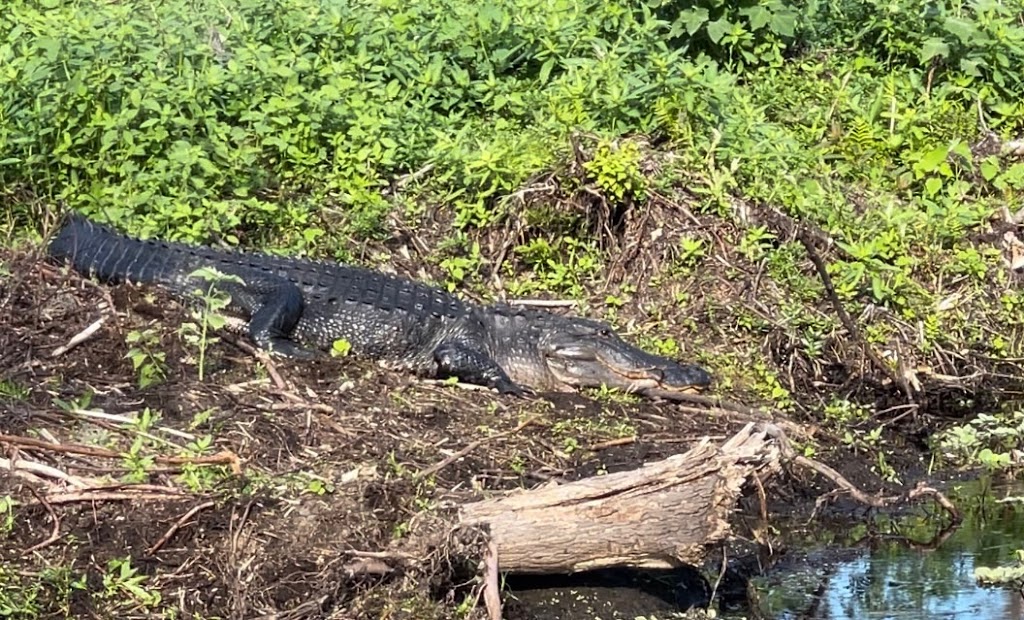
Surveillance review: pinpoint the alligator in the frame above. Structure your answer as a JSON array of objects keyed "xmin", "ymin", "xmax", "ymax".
[{"xmin": 47, "ymin": 212, "xmax": 712, "ymax": 396}]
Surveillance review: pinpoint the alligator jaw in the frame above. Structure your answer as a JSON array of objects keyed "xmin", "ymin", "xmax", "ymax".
[
  {"xmin": 537, "ymin": 321, "xmax": 713, "ymax": 395},
  {"xmin": 544, "ymin": 356, "xmax": 711, "ymax": 395}
]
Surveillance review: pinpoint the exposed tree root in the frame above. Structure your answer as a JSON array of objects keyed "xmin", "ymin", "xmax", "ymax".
[{"xmin": 761, "ymin": 423, "xmax": 961, "ymax": 524}]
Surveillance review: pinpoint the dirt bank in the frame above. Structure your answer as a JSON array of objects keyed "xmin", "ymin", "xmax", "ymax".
[{"xmin": 0, "ymin": 228, "xmax": 973, "ymax": 618}]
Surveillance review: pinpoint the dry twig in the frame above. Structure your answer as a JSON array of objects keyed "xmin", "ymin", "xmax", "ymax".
[
  {"xmin": 51, "ymin": 316, "xmax": 106, "ymax": 357},
  {"xmin": 483, "ymin": 540, "xmax": 503, "ymax": 620},
  {"xmin": 147, "ymin": 499, "xmax": 217, "ymax": 555},
  {"xmin": 0, "ymin": 455, "xmax": 96, "ymax": 489},
  {"xmin": 415, "ymin": 418, "xmax": 537, "ymax": 481},
  {"xmin": 0, "ymin": 433, "xmax": 243, "ymax": 474},
  {"xmin": 585, "ymin": 436, "xmax": 636, "ymax": 451},
  {"xmin": 21, "ymin": 487, "xmax": 62, "ymax": 555}
]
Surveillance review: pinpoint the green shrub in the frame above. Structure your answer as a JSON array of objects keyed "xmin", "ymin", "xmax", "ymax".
[
  {"xmin": 648, "ymin": 0, "xmax": 805, "ymax": 69},
  {"xmin": 809, "ymin": 0, "xmax": 1024, "ymax": 101},
  {"xmin": 0, "ymin": 0, "xmax": 724, "ymax": 243}
]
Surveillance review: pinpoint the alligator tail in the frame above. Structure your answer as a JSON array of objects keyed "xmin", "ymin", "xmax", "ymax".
[{"xmin": 47, "ymin": 212, "xmax": 200, "ymax": 288}]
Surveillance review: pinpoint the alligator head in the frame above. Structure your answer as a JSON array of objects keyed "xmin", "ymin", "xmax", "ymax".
[{"xmin": 493, "ymin": 312, "xmax": 712, "ymax": 395}]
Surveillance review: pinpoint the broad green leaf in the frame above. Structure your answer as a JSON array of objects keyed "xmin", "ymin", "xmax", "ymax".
[
  {"xmin": 917, "ymin": 146, "xmax": 949, "ymax": 173},
  {"xmin": 477, "ymin": 3, "xmax": 502, "ymax": 30},
  {"xmin": 980, "ymin": 158, "xmax": 1000, "ymax": 181},
  {"xmin": 871, "ymin": 276, "xmax": 885, "ymax": 302},
  {"xmin": 706, "ymin": 18, "xmax": 732, "ymax": 43},
  {"xmin": 741, "ymin": 6, "xmax": 770, "ymax": 31},
  {"xmin": 678, "ymin": 8, "xmax": 709, "ymax": 35},
  {"xmin": 919, "ymin": 38, "xmax": 950, "ymax": 63},
  {"xmin": 960, "ymin": 58, "xmax": 983, "ymax": 76},
  {"xmin": 949, "ymin": 140, "xmax": 973, "ymax": 162},
  {"xmin": 943, "ymin": 17, "xmax": 978, "ymax": 43},
  {"xmin": 539, "ymin": 57, "xmax": 555, "ymax": 84},
  {"xmin": 770, "ymin": 11, "xmax": 797, "ymax": 37}
]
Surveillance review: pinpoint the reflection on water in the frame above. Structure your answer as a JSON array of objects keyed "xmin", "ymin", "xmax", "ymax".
[{"xmin": 742, "ymin": 478, "xmax": 1024, "ymax": 620}]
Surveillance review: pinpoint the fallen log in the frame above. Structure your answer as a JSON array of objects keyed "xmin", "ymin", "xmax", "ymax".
[
  {"xmin": 355, "ymin": 420, "xmax": 960, "ymax": 619},
  {"xmin": 455, "ymin": 422, "xmax": 781, "ymax": 574}
]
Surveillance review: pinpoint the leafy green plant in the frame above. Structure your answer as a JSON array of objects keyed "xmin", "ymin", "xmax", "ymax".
[
  {"xmin": 439, "ymin": 239, "xmax": 483, "ymax": 292},
  {"xmin": 120, "ymin": 437, "xmax": 156, "ymax": 484},
  {"xmin": 934, "ymin": 411, "xmax": 1024, "ymax": 471},
  {"xmin": 649, "ymin": 0, "xmax": 802, "ymax": 69},
  {"xmin": 812, "ymin": 0, "xmax": 1024, "ymax": 99},
  {"xmin": 125, "ymin": 327, "xmax": 167, "ymax": 389},
  {"xmin": 100, "ymin": 557, "xmax": 161, "ymax": 610},
  {"xmin": 676, "ymin": 236, "xmax": 708, "ymax": 272},
  {"xmin": 738, "ymin": 226, "xmax": 777, "ymax": 262},
  {"xmin": 0, "ymin": 0, "xmax": 721, "ymax": 243},
  {"xmin": 583, "ymin": 139, "xmax": 648, "ymax": 202},
  {"xmin": 507, "ymin": 236, "xmax": 601, "ymax": 296},
  {"xmin": 751, "ymin": 362, "xmax": 795, "ymax": 411},
  {"xmin": 178, "ymin": 267, "xmax": 243, "ymax": 380}
]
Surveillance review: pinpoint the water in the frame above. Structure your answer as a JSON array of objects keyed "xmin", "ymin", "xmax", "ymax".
[{"xmin": 740, "ymin": 478, "xmax": 1024, "ymax": 620}]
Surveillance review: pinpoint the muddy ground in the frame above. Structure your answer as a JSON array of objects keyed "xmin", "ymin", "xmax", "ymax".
[{"xmin": 0, "ymin": 231, "xmax": 964, "ymax": 619}]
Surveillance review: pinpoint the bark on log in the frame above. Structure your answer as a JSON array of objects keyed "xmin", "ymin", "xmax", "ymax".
[{"xmin": 457, "ymin": 423, "xmax": 781, "ymax": 574}]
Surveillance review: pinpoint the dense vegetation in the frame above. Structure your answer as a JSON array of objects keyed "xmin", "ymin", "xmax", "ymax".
[
  {"xmin": 5, "ymin": 0, "xmax": 1024, "ymax": 617},
  {"xmin": 4, "ymin": 0, "xmax": 1024, "ymax": 467}
]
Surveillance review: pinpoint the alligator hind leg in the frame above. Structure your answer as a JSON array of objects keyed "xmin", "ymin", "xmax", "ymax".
[
  {"xmin": 218, "ymin": 278, "xmax": 318, "ymax": 359},
  {"xmin": 433, "ymin": 342, "xmax": 528, "ymax": 396}
]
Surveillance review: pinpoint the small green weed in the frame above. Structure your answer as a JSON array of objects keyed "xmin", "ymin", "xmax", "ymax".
[
  {"xmin": 52, "ymin": 390, "xmax": 94, "ymax": 414},
  {"xmin": 0, "ymin": 379, "xmax": 29, "ymax": 400},
  {"xmin": 179, "ymin": 267, "xmax": 243, "ymax": 380},
  {"xmin": 120, "ymin": 437, "xmax": 156, "ymax": 484},
  {"xmin": 439, "ymin": 239, "xmax": 483, "ymax": 293},
  {"xmin": 675, "ymin": 236, "xmax": 708, "ymax": 273},
  {"xmin": 100, "ymin": 557, "xmax": 162, "ymax": 611},
  {"xmin": 331, "ymin": 338, "xmax": 353, "ymax": 358},
  {"xmin": 0, "ymin": 496, "xmax": 14, "ymax": 536},
  {"xmin": 583, "ymin": 139, "xmax": 648, "ymax": 202},
  {"xmin": 125, "ymin": 327, "xmax": 167, "ymax": 389},
  {"xmin": 934, "ymin": 411, "xmax": 1024, "ymax": 472},
  {"xmin": 751, "ymin": 362, "xmax": 795, "ymax": 412}
]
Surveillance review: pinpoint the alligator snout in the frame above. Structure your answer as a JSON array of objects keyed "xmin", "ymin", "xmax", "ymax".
[
  {"xmin": 660, "ymin": 363, "xmax": 713, "ymax": 392},
  {"xmin": 541, "ymin": 328, "xmax": 713, "ymax": 394}
]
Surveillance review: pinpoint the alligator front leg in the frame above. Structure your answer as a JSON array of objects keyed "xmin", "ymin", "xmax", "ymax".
[{"xmin": 433, "ymin": 342, "xmax": 528, "ymax": 396}]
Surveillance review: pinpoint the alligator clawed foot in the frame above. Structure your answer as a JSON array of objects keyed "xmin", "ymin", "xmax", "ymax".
[
  {"xmin": 261, "ymin": 339, "xmax": 319, "ymax": 360},
  {"xmin": 496, "ymin": 381, "xmax": 533, "ymax": 398}
]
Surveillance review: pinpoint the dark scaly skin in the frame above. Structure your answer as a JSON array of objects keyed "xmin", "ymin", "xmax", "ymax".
[{"xmin": 47, "ymin": 213, "xmax": 713, "ymax": 396}]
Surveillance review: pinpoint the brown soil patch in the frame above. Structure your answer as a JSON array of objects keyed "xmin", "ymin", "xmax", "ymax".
[{"xmin": 0, "ymin": 245, "xmax": 942, "ymax": 619}]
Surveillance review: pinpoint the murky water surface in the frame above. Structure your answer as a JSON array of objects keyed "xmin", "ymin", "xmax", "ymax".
[{"xmin": 737, "ymin": 478, "xmax": 1024, "ymax": 620}]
